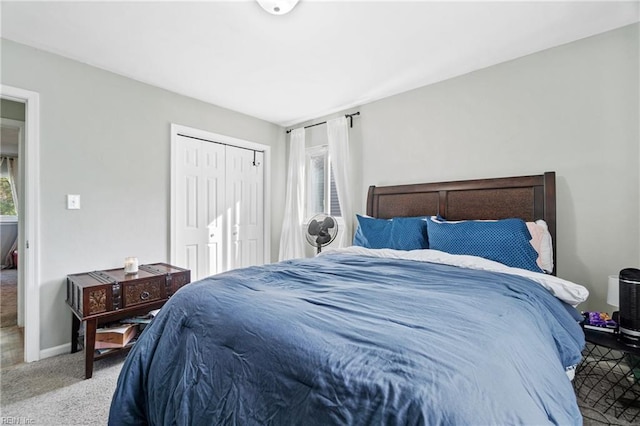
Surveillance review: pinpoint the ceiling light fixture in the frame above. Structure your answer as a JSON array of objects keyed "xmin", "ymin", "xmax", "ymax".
[{"xmin": 256, "ymin": 0, "xmax": 300, "ymax": 15}]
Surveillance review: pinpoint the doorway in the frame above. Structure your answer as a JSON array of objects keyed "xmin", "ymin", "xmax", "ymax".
[
  {"xmin": 0, "ymin": 86, "xmax": 41, "ymax": 364},
  {"xmin": 0, "ymin": 113, "xmax": 24, "ymax": 368},
  {"xmin": 171, "ymin": 124, "xmax": 270, "ymax": 281}
]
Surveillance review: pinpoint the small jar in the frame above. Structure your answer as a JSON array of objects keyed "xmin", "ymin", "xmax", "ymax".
[{"xmin": 124, "ymin": 257, "xmax": 139, "ymax": 274}]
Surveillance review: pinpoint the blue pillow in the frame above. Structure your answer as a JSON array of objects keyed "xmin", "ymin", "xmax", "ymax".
[
  {"xmin": 353, "ymin": 215, "xmax": 428, "ymax": 250},
  {"xmin": 425, "ymin": 217, "xmax": 543, "ymax": 272}
]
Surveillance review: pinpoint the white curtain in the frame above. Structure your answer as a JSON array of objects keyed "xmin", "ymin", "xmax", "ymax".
[
  {"xmin": 6, "ymin": 157, "xmax": 18, "ymax": 214},
  {"xmin": 327, "ymin": 117, "xmax": 353, "ymax": 248},
  {"xmin": 2, "ymin": 157, "xmax": 19, "ymax": 268},
  {"xmin": 279, "ymin": 128, "xmax": 306, "ymax": 260}
]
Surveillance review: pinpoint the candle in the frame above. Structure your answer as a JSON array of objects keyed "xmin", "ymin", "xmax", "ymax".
[{"xmin": 124, "ymin": 257, "xmax": 139, "ymax": 274}]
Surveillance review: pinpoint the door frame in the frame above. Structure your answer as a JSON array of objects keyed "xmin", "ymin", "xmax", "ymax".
[
  {"xmin": 0, "ymin": 85, "xmax": 41, "ymax": 362},
  {"xmin": 170, "ymin": 123, "xmax": 271, "ymax": 273}
]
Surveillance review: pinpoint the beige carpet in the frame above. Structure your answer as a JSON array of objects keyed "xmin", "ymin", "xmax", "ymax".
[
  {"xmin": 0, "ymin": 351, "xmax": 127, "ymax": 425},
  {"xmin": 0, "ymin": 268, "xmax": 17, "ymax": 328}
]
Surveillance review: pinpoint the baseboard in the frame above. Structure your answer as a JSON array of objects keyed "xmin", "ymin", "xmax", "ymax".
[{"xmin": 39, "ymin": 342, "xmax": 71, "ymax": 360}]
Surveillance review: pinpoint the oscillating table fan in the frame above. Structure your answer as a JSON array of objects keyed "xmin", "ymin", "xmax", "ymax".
[{"xmin": 305, "ymin": 214, "xmax": 338, "ymax": 255}]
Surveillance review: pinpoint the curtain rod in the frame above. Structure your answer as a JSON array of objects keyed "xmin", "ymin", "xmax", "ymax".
[
  {"xmin": 177, "ymin": 133, "xmax": 264, "ymax": 153},
  {"xmin": 176, "ymin": 133, "xmax": 264, "ymax": 166},
  {"xmin": 285, "ymin": 112, "xmax": 360, "ymax": 134}
]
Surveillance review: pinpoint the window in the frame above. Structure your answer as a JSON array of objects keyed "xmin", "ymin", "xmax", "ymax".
[
  {"xmin": 0, "ymin": 177, "xmax": 16, "ymax": 221},
  {"xmin": 306, "ymin": 146, "xmax": 341, "ymax": 219}
]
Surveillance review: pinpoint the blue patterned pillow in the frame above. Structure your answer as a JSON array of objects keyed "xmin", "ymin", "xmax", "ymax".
[
  {"xmin": 353, "ymin": 215, "xmax": 428, "ymax": 250},
  {"xmin": 425, "ymin": 217, "xmax": 543, "ymax": 272}
]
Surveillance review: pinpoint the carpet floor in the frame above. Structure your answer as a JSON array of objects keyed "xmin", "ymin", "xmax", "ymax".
[
  {"xmin": 0, "ymin": 351, "xmax": 127, "ymax": 425},
  {"xmin": 0, "ymin": 348, "xmax": 637, "ymax": 425},
  {"xmin": 0, "ymin": 268, "xmax": 18, "ymax": 328}
]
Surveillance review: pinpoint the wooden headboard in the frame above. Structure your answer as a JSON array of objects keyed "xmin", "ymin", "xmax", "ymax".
[{"xmin": 366, "ymin": 172, "xmax": 556, "ymax": 274}]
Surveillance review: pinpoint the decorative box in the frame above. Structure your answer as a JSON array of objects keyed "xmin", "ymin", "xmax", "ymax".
[{"xmin": 66, "ymin": 263, "xmax": 190, "ymax": 319}]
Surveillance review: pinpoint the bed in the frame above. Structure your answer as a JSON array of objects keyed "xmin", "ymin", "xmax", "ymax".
[{"xmin": 109, "ymin": 171, "xmax": 588, "ymax": 425}]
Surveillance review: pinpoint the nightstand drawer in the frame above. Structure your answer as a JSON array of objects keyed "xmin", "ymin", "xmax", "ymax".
[{"xmin": 123, "ymin": 277, "xmax": 165, "ymax": 307}]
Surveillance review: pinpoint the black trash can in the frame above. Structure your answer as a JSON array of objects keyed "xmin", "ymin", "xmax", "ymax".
[{"xmin": 619, "ymin": 268, "xmax": 640, "ymax": 347}]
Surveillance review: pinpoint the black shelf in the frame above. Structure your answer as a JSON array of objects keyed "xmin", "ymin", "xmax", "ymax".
[
  {"xmin": 582, "ymin": 328, "xmax": 640, "ymax": 356},
  {"xmin": 574, "ymin": 328, "xmax": 640, "ymax": 423}
]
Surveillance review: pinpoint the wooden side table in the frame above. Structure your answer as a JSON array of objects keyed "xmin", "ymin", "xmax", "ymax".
[{"xmin": 66, "ymin": 263, "xmax": 190, "ymax": 378}]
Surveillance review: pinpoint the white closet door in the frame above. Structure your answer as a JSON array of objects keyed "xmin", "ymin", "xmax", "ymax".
[
  {"xmin": 175, "ymin": 135, "xmax": 225, "ymax": 280},
  {"xmin": 174, "ymin": 135, "xmax": 264, "ymax": 280},
  {"xmin": 203, "ymin": 142, "xmax": 227, "ymax": 277},
  {"xmin": 226, "ymin": 146, "xmax": 264, "ymax": 270}
]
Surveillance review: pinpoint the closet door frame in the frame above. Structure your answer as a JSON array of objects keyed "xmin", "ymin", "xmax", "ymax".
[{"xmin": 170, "ymin": 123, "xmax": 271, "ymax": 275}]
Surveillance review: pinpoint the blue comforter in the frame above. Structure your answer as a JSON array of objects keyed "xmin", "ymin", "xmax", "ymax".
[{"xmin": 109, "ymin": 253, "xmax": 584, "ymax": 425}]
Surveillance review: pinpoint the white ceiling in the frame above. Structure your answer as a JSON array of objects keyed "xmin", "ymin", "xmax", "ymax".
[{"xmin": 1, "ymin": 1, "xmax": 638, "ymax": 127}]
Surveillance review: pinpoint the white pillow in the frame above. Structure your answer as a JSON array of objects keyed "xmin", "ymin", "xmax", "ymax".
[{"xmin": 526, "ymin": 220, "xmax": 554, "ymax": 273}]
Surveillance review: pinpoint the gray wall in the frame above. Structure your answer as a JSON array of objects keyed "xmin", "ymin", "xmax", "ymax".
[
  {"xmin": 295, "ymin": 23, "xmax": 639, "ymax": 312},
  {"xmin": 0, "ymin": 39, "xmax": 286, "ymax": 352},
  {"xmin": 1, "ymin": 99, "xmax": 26, "ymax": 121}
]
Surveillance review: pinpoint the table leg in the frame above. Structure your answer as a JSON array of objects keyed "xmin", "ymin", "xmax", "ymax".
[
  {"xmin": 84, "ymin": 318, "xmax": 97, "ymax": 379},
  {"xmin": 71, "ymin": 314, "xmax": 80, "ymax": 353}
]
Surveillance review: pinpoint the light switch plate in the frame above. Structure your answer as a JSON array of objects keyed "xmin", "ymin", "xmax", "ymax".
[{"xmin": 67, "ymin": 194, "xmax": 81, "ymax": 210}]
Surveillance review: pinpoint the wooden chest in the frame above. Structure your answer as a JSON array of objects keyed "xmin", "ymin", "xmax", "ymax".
[{"xmin": 66, "ymin": 263, "xmax": 190, "ymax": 320}]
